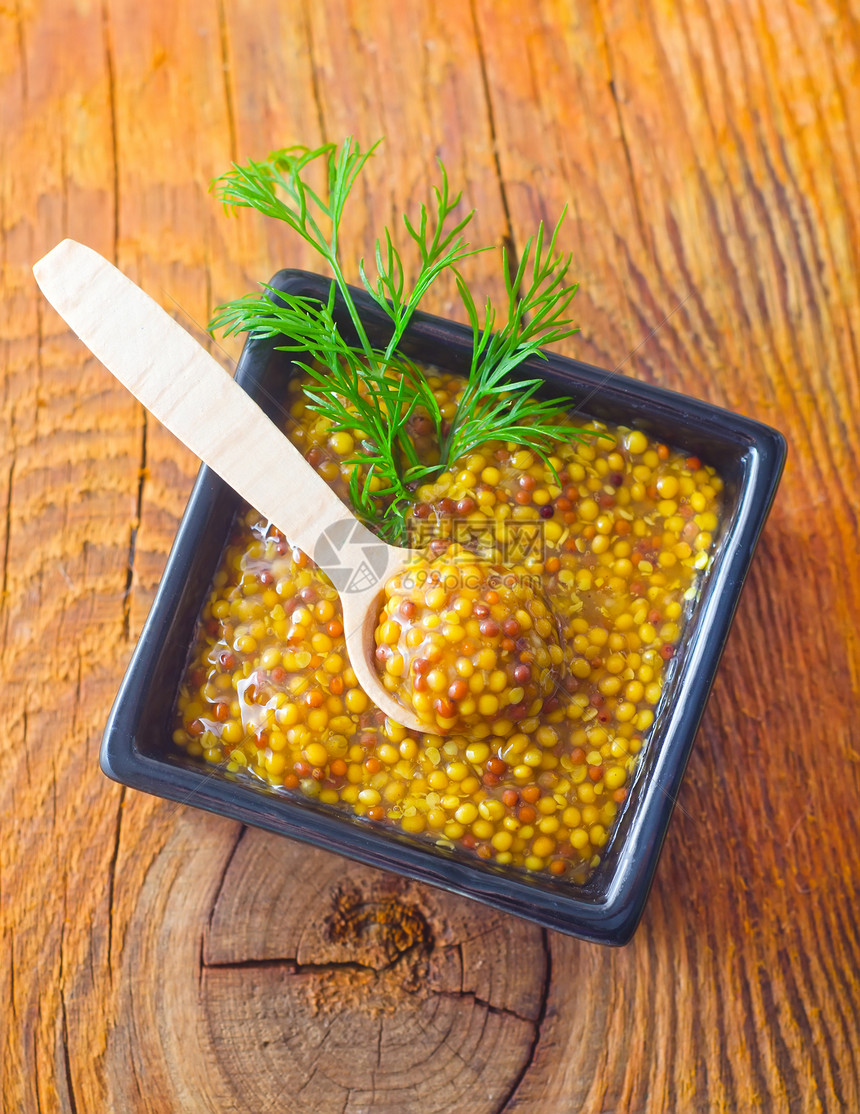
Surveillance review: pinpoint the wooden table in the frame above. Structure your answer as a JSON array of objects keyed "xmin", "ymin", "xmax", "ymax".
[{"xmin": 2, "ymin": 2, "xmax": 859, "ymax": 1110}]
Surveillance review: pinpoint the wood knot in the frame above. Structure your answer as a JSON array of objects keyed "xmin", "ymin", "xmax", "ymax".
[
  {"xmin": 196, "ymin": 833, "xmax": 547, "ymax": 1106},
  {"xmin": 325, "ymin": 884, "xmax": 433, "ymax": 971}
]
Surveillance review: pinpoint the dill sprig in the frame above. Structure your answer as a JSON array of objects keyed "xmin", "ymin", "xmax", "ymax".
[
  {"xmin": 210, "ymin": 137, "xmax": 590, "ymax": 544},
  {"xmin": 446, "ymin": 209, "xmax": 585, "ymax": 467}
]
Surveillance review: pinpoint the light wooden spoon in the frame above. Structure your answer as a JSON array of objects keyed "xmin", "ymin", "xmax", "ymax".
[{"xmin": 33, "ymin": 239, "xmax": 426, "ymax": 732}]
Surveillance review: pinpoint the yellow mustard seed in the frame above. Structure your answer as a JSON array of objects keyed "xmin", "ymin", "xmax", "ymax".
[{"xmin": 176, "ymin": 366, "xmax": 721, "ymax": 884}]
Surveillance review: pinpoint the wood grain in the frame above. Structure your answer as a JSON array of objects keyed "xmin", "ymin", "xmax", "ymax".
[
  {"xmin": 1, "ymin": 0, "xmax": 859, "ymax": 1111},
  {"xmin": 115, "ymin": 821, "xmax": 547, "ymax": 1114}
]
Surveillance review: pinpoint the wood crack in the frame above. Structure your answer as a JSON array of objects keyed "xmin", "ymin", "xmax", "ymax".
[
  {"xmin": 216, "ymin": 0, "xmax": 238, "ymax": 163},
  {"xmin": 200, "ymin": 823, "xmax": 246, "ymax": 984},
  {"xmin": 59, "ymin": 923, "xmax": 80, "ymax": 1114},
  {"xmin": 70, "ymin": 652, "xmax": 83, "ymax": 739},
  {"xmin": 430, "ymin": 987, "xmax": 539, "ymax": 1029},
  {"xmin": 7, "ymin": 928, "xmax": 15, "ymax": 1025},
  {"xmin": 301, "ymin": 0, "xmax": 327, "ymax": 141},
  {"xmin": 201, "ymin": 938, "xmax": 427, "ymax": 978},
  {"xmin": 105, "ymin": 785, "xmax": 125, "ymax": 980},
  {"xmin": 2, "ymin": 372, "xmax": 18, "ymax": 653},
  {"xmin": 33, "ymin": 1027, "xmax": 44, "ymax": 1114},
  {"xmin": 99, "ymin": 0, "xmax": 119, "ymax": 262},
  {"xmin": 101, "ymin": 0, "xmax": 119, "ymax": 260},
  {"xmin": 468, "ymin": 0, "xmax": 518, "ymax": 281},
  {"xmin": 207, "ymin": 824, "xmax": 246, "ymax": 933},
  {"xmin": 51, "ymin": 753, "xmax": 58, "ymax": 829},
  {"xmin": 14, "ymin": 0, "xmax": 28, "ymax": 101},
  {"xmin": 498, "ymin": 927, "xmax": 551, "ymax": 1112},
  {"xmin": 122, "ymin": 410, "xmax": 147, "ymax": 642},
  {"xmin": 33, "ymin": 267, "xmax": 44, "ymax": 436},
  {"xmin": 128, "ymin": 1041, "xmax": 145, "ymax": 1101},
  {"xmin": 2, "ymin": 455, "xmax": 15, "ymax": 608},
  {"xmin": 22, "ymin": 707, "xmax": 31, "ymax": 790}
]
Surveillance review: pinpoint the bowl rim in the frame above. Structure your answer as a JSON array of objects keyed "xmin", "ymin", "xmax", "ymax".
[{"xmin": 101, "ymin": 268, "xmax": 786, "ymax": 945}]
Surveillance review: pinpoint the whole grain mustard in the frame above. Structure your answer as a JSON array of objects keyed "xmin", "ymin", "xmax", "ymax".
[{"xmin": 174, "ymin": 369, "xmax": 722, "ymax": 882}]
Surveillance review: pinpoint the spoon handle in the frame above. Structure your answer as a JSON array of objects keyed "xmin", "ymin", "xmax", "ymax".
[{"xmin": 33, "ymin": 240, "xmax": 394, "ymax": 593}]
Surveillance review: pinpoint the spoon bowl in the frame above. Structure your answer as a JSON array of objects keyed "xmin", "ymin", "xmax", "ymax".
[{"xmin": 33, "ymin": 240, "xmax": 426, "ymax": 732}]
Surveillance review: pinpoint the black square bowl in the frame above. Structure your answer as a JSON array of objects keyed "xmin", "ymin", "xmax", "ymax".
[{"xmin": 101, "ymin": 269, "xmax": 785, "ymax": 945}]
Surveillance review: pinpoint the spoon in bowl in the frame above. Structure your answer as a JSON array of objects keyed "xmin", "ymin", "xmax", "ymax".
[{"xmin": 33, "ymin": 239, "xmax": 429, "ymax": 732}]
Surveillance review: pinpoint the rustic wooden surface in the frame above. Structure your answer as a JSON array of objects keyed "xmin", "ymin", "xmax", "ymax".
[{"xmin": 1, "ymin": 1, "xmax": 859, "ymax": 1110}]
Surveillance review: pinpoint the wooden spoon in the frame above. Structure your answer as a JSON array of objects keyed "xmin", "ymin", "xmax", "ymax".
[{"xmin": 33, "ymin": 239, "xmax": 426, "ymax": 732}]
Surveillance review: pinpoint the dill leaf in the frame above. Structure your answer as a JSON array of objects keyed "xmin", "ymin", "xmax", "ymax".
[{"xmin": 210, "ymin": 138, "xmax": 592, "ymax": 545}]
